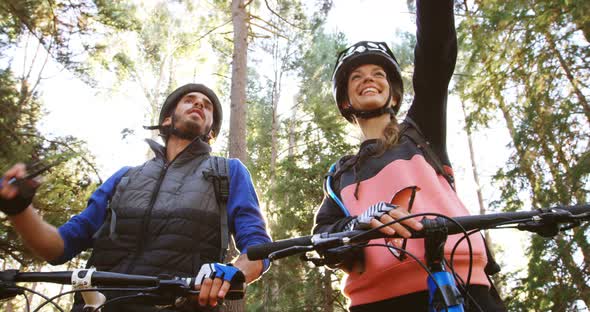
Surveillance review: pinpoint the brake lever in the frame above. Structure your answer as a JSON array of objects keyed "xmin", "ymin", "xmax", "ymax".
[
  {"xmin": 269, "ymin": 245, "xmax": 314, "ymax": 261},
  {"xmin": 301, "ymin": 245, "xmax": 360, "ymax": 267},
  {"xmin": 517, "ymin": 209, "xmax": 580, "ymax": 237},
  {"xmin": 572, "ymin": 212, "xmax": 590, "ymax": 221},
  {"xmin": 7, "ymin": 163, "xmax": 52, "ymax": 185},
  {"xmin": 7, "ymin": 152, "xmax": 74, "ymax": 186}
]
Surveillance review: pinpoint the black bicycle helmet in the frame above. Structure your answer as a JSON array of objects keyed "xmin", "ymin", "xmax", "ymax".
[
  {"xmin": 145, "ymin": 83, "xmax": 222, "ymax": 141},
  {"xmin": 332, "ymin": 41, "xmax": 403, "ymax": 122}
]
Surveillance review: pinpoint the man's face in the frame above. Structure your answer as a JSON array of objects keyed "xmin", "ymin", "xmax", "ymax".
[{"xmin": 162, "ymin": 92, "xmax": 214, "ymax": 139}]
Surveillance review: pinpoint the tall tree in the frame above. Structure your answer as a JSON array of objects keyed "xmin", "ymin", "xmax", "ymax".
[
  {"xmin": 0, "ymin": 0, "xmax": 134, "ymax": 266},
  {"xmin": 241, "ymin": 0, "xmax": 352, "ymax": 309},
  {"xmin": 270, "ymin": 28, "xmax": 352, "ymax": 311},
  {"xmin": 0, "ymin": 0, "xmax": 137, "ymax": 84},
  {"xmin": 229, "ymin": 0, "xmax": 249, "ymax": 160},
  {"xmin": 455, "ymin": 0, "xmax": 590, "ymax": 309},
  {"xmin": 92, "ymin": 1, "xmax": 231, "ymax": 142},
  {"xmin": 0, "ymin": 1, "xmax": 135, "ymax": 309}
]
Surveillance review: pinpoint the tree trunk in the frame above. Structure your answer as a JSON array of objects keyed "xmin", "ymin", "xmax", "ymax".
[
  {"xmin": 496, "ymin": 95, "xmax": 540, "ymax": 206},
  {"xmin": 288, "ymin": 96, "xmax": 297, "ymax": 157},
  {"xmin": 269, "ymin": 74, "xmax": 280, "ymax": 186},
  {"xmin": 542, "ymin": 31, "xmax": 590, "ymax": 125},
  {"xmin": 526, "ymin": 92, "xmax": 590, "ymax": 301},
  {"xmin": 460, "ymin": 101, "xmax": 490, "ymax": 216},
  {"xmin": 321, "ymin": 270, "xmax": 334, "ymax": 312},
  {"xmin": 460, "ymin": 100, "xmax": 501, "ymax": 295},
  {"xmin": 226, "ymin": 1, "xmax": 248, "ymax": 310},
  {"xmin": 228, "ymin": 0, "xmax": 249, "ymax": 161}
]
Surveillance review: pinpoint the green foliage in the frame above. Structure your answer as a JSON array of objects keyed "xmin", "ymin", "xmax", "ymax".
[
  {"xmin": 91, "ymin": 0, "xmax": 230, "ymax": 127},
  {"xmin": 0, "ymin": 0, "xmax": 120, "ymax": 268},
  {"xmin": 244, "ymin": 7, "xmax": 422, "ymax": 305},
  {"xmin": 244, "ymin": 16, "xmax": 352, "ymax": 308},
  {"xmin": 246, "ymin": 69, "xmax": 274, "ymax": 191},
  {"xmin": 0, "ymin": 0, "xmax": 139, "ymax": 84},
  {"xmin": 455, "ymin": 0, "xmax": 590, "ymax": 308},
  {"xmin": 391, "ymin": 30, "xmax": 416, "ymax": 112},
  {"xmin": 0, "ymin": 69, "xmax": 98, "ymax": 266}
]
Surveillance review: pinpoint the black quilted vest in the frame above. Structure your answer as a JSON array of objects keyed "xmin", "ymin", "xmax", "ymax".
[{"xmin": 88, "ymin": 138, "xmax": 226, "ymax": 277}]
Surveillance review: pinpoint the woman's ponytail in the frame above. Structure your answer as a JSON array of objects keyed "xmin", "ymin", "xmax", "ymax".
[
  {"xmin": 375, "ymin": 81, "xmax": 402, "ymax": 155},
  {"xmin": 375, "ymin": 116, "xmax": 400, "ymax": 156}
]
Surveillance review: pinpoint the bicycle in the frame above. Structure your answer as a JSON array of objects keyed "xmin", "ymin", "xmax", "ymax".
[
  {"xmin": 247, "ymin": 204, "xmax": 590, "ymax": 312},
  {"xmin": 0, "ymin": 268, "xmax": 245, "ymax": 311}
]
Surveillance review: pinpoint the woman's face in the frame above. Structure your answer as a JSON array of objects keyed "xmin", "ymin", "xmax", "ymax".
[{"xmin": 346, "ymin": 64, "xmax": 390, "ymax": 111}]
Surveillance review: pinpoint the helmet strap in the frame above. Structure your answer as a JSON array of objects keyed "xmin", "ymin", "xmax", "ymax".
[
  {"xmin": 351, "ymin": 105, "xmax": 395, "ymax": 120},
  {"xmin": 166, "ymin": 113, "xmax": 211, "ymax": 143}
]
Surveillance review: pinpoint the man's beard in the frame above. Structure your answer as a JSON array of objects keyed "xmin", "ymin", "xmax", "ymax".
[{"xmin": 170, "ymin": 111, "xmax": 207, "ymax": 141}]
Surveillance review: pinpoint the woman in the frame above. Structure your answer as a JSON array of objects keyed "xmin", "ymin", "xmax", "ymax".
[{"xmin": 312, "ymin": 1, "xmax": 506, "ymax": 311}]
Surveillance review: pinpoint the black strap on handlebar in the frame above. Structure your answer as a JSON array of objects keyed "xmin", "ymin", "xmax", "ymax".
[{"xmin": 0, "ymin": 270, "xmax": 23, "ymax": 300}]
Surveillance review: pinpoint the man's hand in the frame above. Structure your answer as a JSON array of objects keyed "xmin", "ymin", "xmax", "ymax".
[
  {"xmin": 194, "ymin": 263, "xmax": 245, "ymax": 307},
  {"xmin": 0, "ymin": 163, "xmax": 39, "ymax": 216},
  {"xmin": 0, "ymin": 163, "xmax": 63, "ymax": 262}
]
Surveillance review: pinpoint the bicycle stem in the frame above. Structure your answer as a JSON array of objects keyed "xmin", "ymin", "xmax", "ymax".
[{"xmin": 423, "ymin": 218, "xmax": 465, "ymax": 312}]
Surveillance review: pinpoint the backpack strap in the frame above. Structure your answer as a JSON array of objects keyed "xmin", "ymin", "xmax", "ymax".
[
  {"xmin": 203, "ymin": 156, "xmax": 230, "ymax": 262},
  {"xmin": 401, "ymin": 119, "xmax": 455, "ymax": 190},
  {"xmin": 325, "ymin": 155, "xmax": 356, "ymax": 217},
  {"xmin": 325, "ymin": 161, "xmax": 351, "ymax": 217}
]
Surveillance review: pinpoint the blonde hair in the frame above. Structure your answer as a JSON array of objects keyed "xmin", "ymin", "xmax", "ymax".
[
  {"xmin": 375, "ymin": 81, "xmax": 403, "ymax": 155},
  {"xmin": 374, "ymin": 116, "xmax": 400, "ymax": 156}
]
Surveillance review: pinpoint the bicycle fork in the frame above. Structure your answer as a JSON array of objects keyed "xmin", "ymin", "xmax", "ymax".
[{"xmin": 423, "ymin": 218, "xmax": 464, "ymax": 312}]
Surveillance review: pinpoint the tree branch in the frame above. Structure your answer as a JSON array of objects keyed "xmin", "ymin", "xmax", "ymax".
[
  {"xmin": 249, "ymin": 20, "xmax": 288, "ymax": 40},
  {"xmin": 7, "ymin": 130, "xmax": 103, "ymax": 184},
  {"xmin": 264, "ymin": 0, "xmax": 305, "ymax": 30}
]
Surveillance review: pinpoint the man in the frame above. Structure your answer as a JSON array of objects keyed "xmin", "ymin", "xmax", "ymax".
[{"xmin": 0, "ymin": 83, "xmax": 271, "ymax": 311}]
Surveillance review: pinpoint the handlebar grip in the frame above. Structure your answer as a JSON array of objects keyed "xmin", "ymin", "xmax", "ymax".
[
  {"xmin": 225, "ymin": 284, "xmax": 245, "ymax": 300},
  {"xmin": 247, "ymin": 235, "xmax": 313, "ymax": 260}
]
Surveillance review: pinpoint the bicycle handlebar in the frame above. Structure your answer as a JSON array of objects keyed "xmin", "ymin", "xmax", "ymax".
[
  {"xmin": 247, "ymin": 204, "xmax": 590, "ymax": 260},
  {"xmin": 2, "ymin": 270, "xmax": 159, "ymax": 286},
  {"xmin": 0, "ymin": 269, "xmax": 245, "ymax": 299}
]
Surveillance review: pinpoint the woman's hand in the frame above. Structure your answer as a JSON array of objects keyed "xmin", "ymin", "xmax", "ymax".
[
  {"xmin": 351, "ymin": 202, "xmax": 423, "ymax": 238},
  {"xmin": 371, "ymin": 203, "xmax": 423, "ymax": 238}
]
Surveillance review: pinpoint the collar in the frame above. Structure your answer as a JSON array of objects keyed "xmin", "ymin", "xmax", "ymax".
[
  {"xmin": 145, "ymin": 138, "xmax": 211, "ymax": 165},
  {"xmin": 359, "ymin": 138, "xmax": 379, "ymax": 151}
]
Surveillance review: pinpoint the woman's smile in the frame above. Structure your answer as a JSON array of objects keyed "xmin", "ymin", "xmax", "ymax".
[{"xmin": 347, "ymin": 64, "xmax": 390, "ymax": 110}]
